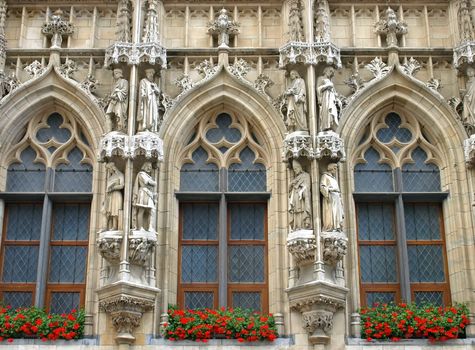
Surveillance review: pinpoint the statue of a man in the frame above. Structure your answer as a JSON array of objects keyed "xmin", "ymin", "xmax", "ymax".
[
  {"xmin": 317, "ymin": 66, "xmax": 341, "ymax": 132},
  {"xmin": 284, "ymin": 70, "xmax": 308, "ymax": 132},
  {"xmin": 105, "ymin": 68, "xmax": 129, "ymax": 132},
  {"xmin": 132, "ymin": 162, "xmax": 157, "ymax": 231},
  {"xmin": 103, "ymin": 162, "xmax": 125, "ymax": 231},
  {"xmin": 137, "ymin": 68, "xmax": 161, "ymax": 133},
  {"xmin": 320, "ymin": 163, "xmax": 344, "ymax": 232},
  {"xmin": 288, "ymin": 159, "xmax": 312, "ymax": 231},
  {"xmin": 463, "ymin": 66, "xmax": 475, "ymax": 126}
]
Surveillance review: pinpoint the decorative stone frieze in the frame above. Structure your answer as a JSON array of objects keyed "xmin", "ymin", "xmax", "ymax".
[
  {"xmin": 302, "ymin": 310, "xmax": 333, "ymax": 344},
  {"xmin": 128, "ymin": 229, "xmax": 157, "ymax": 266},
  {"xmin": 321, "ymin": 231, "xmax": 347, "ymax": 266},
  {"xmin": 282, "ymin": 132, "xmax": 313, "ymax": 160},
  {"xmin": 97, "ymin": 230, "xmax": 123, "ymax": 265},
  {"xmin": 42, "ymin": 9, "xmax": 74, "ymax": 49},
  {"xmin": 99, "ymin": 131, "xmax": 164, "ymax": 162},
  {"xmin": 287, "ymin": 229, "xmax": 316, "ymax": 266},
  {"xmin": 279, "ymin": 41, "xmax": 341, "ymax": 68},
  {"xmin": 314, "ymin": 130, "xmax": 345, "ymax": 161},
  {"xmin": 104, "ymin": 42, "xmax": 167, "ymax": 68},
  {"xmin": 464, "ymin": 134, "xmax": 475, "ymax": 166}
]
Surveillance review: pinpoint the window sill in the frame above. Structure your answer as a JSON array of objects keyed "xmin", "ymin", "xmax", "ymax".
[
  {"xmin": 347, "ymin": 337, "xmax": 474, "ymax": 346},
  {"xmin": 149, "ymin": 337, "xmax": 292, "ymax": 347},
  {"xmin": 0, "ymin": 338, "xmax": 98, "ymax": 346}
]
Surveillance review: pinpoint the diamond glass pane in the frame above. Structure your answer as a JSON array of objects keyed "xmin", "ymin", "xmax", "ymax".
[
  {"xmin": 354, "ymin": 148, "xmax": 393, "ymax": 192},
  {"xmin": 182, "ymin": 203, "xmax": 218, "ymax": 240},
  {"xmin": 2, "ymin": 246, "xmax": 39, "ymax": 282},
  {"xmin": 6, "ymin": 147, "xmax": 46, "ymax": 192},
  {"xmin": 376, "ymin": 113, "xmax": 412, "ymax": 144},
  {"xmin": 228, "ymin": 147, "xmax": 266, "ymax": 192},
  {"xmin": 36, "ymin": 113, "xmax": 71, "ymax": 144},
  {"xmin": 402, "ymin": 148, "xmax": 441, "ymax": 192},
  {"xmin": 232, "ymin": 292, "xmax": 261, "ymax": 311},
  {"xmin": 408, "ymin": 245, "xmax": 445, "ymax": 282},
  {"xmin": 53, "ymin": 204, "xmax": 90, "ymax": 241},
  {"xmin": 404, "ymin": 204, "xmax": 441, "ymax": 240},
  {"xmin": 205, "ymin": 113, "xmax": 242, "ymax": 143},
  {"xmin": 414, "ymin": 291, "xmax": 444, "ymax": 306},
  {"xmin": 229, "ymin": 246, "xmax": 265, "ymax": 282},
  {"xmin": 49, "ymin": 246, "xmax": 87, "ymax": 283},
  {"xmin": 49, "ymin": 292, "xmax": 80, "ymax": 314},
  {"xmin": 6, "ymin": 203, "xmax": 42, "ymax": 240},
  {"xmin": 359, "ymin": 246, "xmax": 397, "ymax": 282},
  {"xmin": 181, "ymin": 246, "xmax": 217, "ymax": 282},
  {"xmin": 54, "ymin": 148, "xmax": 92, "ymax": 192},
  {"xmin": 357, "ymin": 203, "xmax": 394, "ymax": 240},
  {"xmin": 366, "ymin": 292, "xmax": 396, "ymax": 306},
  {"xmin": 230, "ymin": 204, "xmax": 265, "ymax": 240},
  {"xmin": 180, "ymin": 147, "xmax": 219, "ymax": 191},
  {"xmin": 184, "ymin": 292, "xmax": 214, "ymax": 309},
  {"xmin": 2, "ymin": 292, "xmax": 33, "ymax": 309}
]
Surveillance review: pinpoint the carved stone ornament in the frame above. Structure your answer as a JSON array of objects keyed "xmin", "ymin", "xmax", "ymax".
[
  {"xmin": 104, "ymin": 42, "xmax": 167, "ymax": 68},
  {"xmin": 196, "ymin": 59, "xmax": 219, "ymax": 79},
  {"xmin": 228, "ymin": 58, "xmax": 251, "ymax": 79},
  {"xmin": 24, "ymin": 60, "xmax": 46, "ymax": 78},
  {"xmin": 80, "ymin": 74, "xmax": 99, "ymax": 95},
  {"xmin": 128, "ymin": 230, "xmax": 157, "ymax": 266},
  {"xmin": 41, "ymin": 9, "xmax": 74, "ymax": 49},
  {"xmin": 288, "ymin": 0, "xmax": 304, "ymax": 42},
  {"xmin": 321, "ymin": 231, "xmax": 347, "ymax": 266},
  {"xmin": 314, "ymin": 130, "xmax": 345, "ymax": 161},
  {"xmin": 0, "ymin": 72, "xmax": 20, "ymax": 99},
  {"xmin": 344, "ymin": 73, "xmax": 364, "ymax": 94},
  {"xmin": 287, "ymin": 229, "xmax": 316, "ymax": 266},
  {"xmin": 174, "ymin": 74, "xmax": 193, "ymax": 93},
  {"xmin": 116, "ymin": 0, "xmax": 131, "ymax": 42},
  {"xmin": 426, "ymin": 78, "xmax": 442, "ymax": 92},
  {"xmin": 97, "ymin": 230, "xmax": 123, "ymax": 265},
  {"xmin": 283, "ymin": 132, "xmax": 313, "ymax": 160},
  {"xmin": 254, "ymin": 73, "xmax": 274, "ymax": 94},
  {"xmin": 208, "ymin": 8, "xmax": 240, "ymax": 48},
  {"xmin": 99, "ymin": 295, "xmax": 154, "ymax": 344},
  {"xmin": 464, "ymin": 134, "xmax": 475, "ymax": 166},
  {"xmin": 302, "ymin": 310, "xmax": 334, "ymax": 344},
  {"xmin": 374, "ymin": 7, "xmax": 407, "ymax": 47},
  {"xmin": 98, "ymin": 131, "xmax": 164, "ymax": 162},
  {"xmin": 454, "ymin": 41, "xmax": 475, "ymax": 70},
  {"xmin": 458, "ymin": 0, "xmax": 475, "ymax": 43},
  {"xmin": 314, "ymin": 0, "xmax": 330, "ymax": 42},
  {"xmin": 58, "ymin": 59, "xmax": 78, "ymax": 79},
  {"xmin": 142, "ymin": 0, "xmax": 161, "ymax": 44},
  {"xmin": 401, "ymin": 57, "xmax": 421, "ymax": 77},
  {"xmin": 365, "ymin": 57, "xmax": 390, "ymax": 79},
  {"xmin": 279, "ymin": 41, "xmax": 341, "ymax": 68}
]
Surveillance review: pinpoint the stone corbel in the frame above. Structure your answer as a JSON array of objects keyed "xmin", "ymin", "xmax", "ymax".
[
  {"xmin": 287, "ymin": 229, "xmax": 316, "ymax": 266},
  {"xmin": 97, "ymin": 230, "xmax": 123, "ymax": 265},
  {"xmin": 98, "ymin": 131, "xmax": 164, "ymax": 162},
  {"xmin": 283, "ymin": 132, "xmax": 314, "ymax": 161},
  {"xmin": 314, "ymin": 130, "xmax": 345, "ymax": 161},
  {"xmin": 278, "ymin": 41, "xmax": 341, "ymax": 68},
  {"xmin": 302, "ymin": 309, "xmax": 334, "ymax": 344},
  {"xmin": 320, "ymin": 231, "xmax": 347, "ymax": 266}
]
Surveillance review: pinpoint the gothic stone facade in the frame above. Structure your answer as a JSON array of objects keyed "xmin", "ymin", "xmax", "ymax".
[{"xmin": 0, "ymin": 0, "xmax": 474, "ymax": 349}]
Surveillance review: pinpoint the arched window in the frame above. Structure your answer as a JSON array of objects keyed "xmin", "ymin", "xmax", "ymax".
[
  {"xmin": 353, "ymin": 112, "xmax": 449, "ymax": 306},
  {"xmin": 177, "ymin": 112, "xmax": 269, "ymax": 312},
  {"xmin": 0, "ymin": 112, "xmax": 93, "ymax": 313}
]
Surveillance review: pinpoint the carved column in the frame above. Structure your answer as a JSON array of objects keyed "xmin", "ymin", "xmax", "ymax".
[{"xmin": 0, "ymin": 0, "xmax": 6, "ymax": 73}]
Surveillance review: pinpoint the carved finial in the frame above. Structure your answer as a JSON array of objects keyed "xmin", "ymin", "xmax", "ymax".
[
  {"xmin": 314, "ymin": 0, "xmax": 330, "ymax": 42},
  {"xmin": 143, "ymin": 0, "xmax": 160, "ymax": 43},
  {"xmin": 288, "ymin": 0, "xmax": 304, "ymax": 42},
  {"xmin": 116, "ymin": 0, "xmax": 132, "ymax": 42},
  {"xmin": 459, "ymin": 0, "xmax": 475, "ymax": 42},
  {"xmin": 41, "ymin": 9, "xmax": 74, "ymax": 49},
  {"xmin": 374, "ymin": 7, "xmax": 407, "ymax": 47},
  {"xmin": 208, "ymin": 8, "xmax": 240, "ymax": 48}
]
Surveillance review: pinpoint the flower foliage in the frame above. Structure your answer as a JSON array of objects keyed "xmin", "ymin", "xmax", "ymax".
[
  {"xmin": 164, "ymin": 305, "xmax": 278, "ymax": 342},
  {"xmin": 0, "ymin": 306, "xmax": 84, "ymax": 342},
  {"xmin": 360, "ymin": 302, "xmax": 470, "ymax": 342}
]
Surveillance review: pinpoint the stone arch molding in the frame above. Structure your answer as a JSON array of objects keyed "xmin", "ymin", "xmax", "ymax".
[
  {"xmin": 160, "ymin": 66, "xmax": 287, "ymax": 168},
  {"xmin": 0, "ymin": 63, "xmax": 105, "ymax": 154}
]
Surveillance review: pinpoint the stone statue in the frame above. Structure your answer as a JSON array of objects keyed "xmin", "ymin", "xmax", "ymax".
[
  {"xmin": 320, "ymin": 163, "xmax": 344, "ymax": 232},
  {"xmin": 459, "ymin": 0, "xmax": 475, "ymax": 42},
  {"xmin": 463, "ymin": 66, "xmax": 475, "ymax": 127},
  {"xmin": 105, "ymin": 68, "xmax": 129, "ymax": 132},
  {"xmin": 289, "ymin": 159, "xmax": 312, "ymax": 231},
  {"xmin": 103, "ymin": 163, "xmax": 125, "ymax": 231},
  {"xmin": 137, "ymin": 68, "xmax": 161, "ymax": 133},
  {"xmin": 288, "ymin": 0, "xmax": 304, "ymax": 42},
  {"xmin": 284, "ymin": 70, "xmax": 308, "ymax": 132},
  {"xmin": 317, "ymin": 66, "xmax": 341, "ymax": 132},
  {"xmin": 132, "ymin": 162, "xmax": 157, "ymax": 231},
  {"xmin": 374, "ymin": 7, "xmax": 407, "ymax": 47},
  {"xmin": 208, "ymin": 8, "xmax": 239, "ymax": 47}
]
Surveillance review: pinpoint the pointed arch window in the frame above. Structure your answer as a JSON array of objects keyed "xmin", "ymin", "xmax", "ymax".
[
  {"xmin": 177, "ymin": 112, "xmax": 269, "ymax": 312},
  {"xmin": 0, "ymin": 112, "xmax": 93, "ymax": 313},
  {"xmin": 353, "ymin": 112, "xmax": 450, "ymax": 306}
]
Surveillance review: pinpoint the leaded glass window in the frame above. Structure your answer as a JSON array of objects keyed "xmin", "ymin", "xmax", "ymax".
[
  {"xmin": 177, "ymin": 112, "xmax": 269, "ymax": 312},
  {"xmin": 0, "ymin": 112, "xmax": 93, "ymax": 313},
  {"xmin": 353, "ymin": 112, "xmax": 449, "ymax": 306}
]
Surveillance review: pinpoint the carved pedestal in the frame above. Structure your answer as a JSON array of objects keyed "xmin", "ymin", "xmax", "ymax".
[
  {"xmin": 98, "ymin": 282, "xmax": 159, "ymax": 345},
  {"xmin": 287, "ymin": 229, "xmax": 316, "ymax": 266},
  {"xmin": 464, "ymin": 134, "xmax": 475, "ymax": 166},
  {"xmin": 287, "ymin": 281, "xmax": 347, "ymax": 344},
  {"xmin": 321, "ymin": 231, "xmax": 347, "ymax": 266},
  {"xmin": 454, "ymin": 41, "xmax": 475, "ymax": 70},
  {"xmin": 99, "ymin": 131, "xmax": 129, "ymax": 159},
  {"xmin": 282, "ymin": 132, "xmax": 313, "ymax": 161},
  {"xmin": 97, "ymin": 230, "xmax": 123, "ymax": 265},
  {"xmin": 314, "ymin": 131, "xmax": 345, "ymax": 161},
  {"xmin": 279, "ymin": 41, "xmax": 341, "ymax": 68}
]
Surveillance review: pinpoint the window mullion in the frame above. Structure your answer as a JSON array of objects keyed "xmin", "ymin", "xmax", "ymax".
[
  {"xmin": 218, "ymin": 169, "xmax": 228, "ymax": 307},
  {"xmin": 35, "ymin": 194, "xmax": 52, "ymax": 308},
  {"xmin": 394, "ymin": 168, "xmax": 411, "ymax": 302}
]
